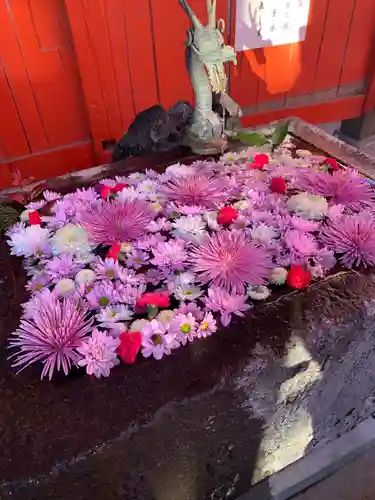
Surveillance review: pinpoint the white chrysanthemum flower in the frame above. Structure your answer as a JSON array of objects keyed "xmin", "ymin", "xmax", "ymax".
[
  {"xmin": 54, "ymin": 278, "xmax": 76, "ymax": 296},
  {"xmin": 295, "ymin": 149, "xmax": 312, "ymax": 157},
  {"xmin": 250, "ymin": 224, "xmax": 280, "ymax": 244},
  {"xmin": 75, "ymin": 269, "xmax": 96, "ymax": 284},
  {"xmin": 247, "ymin": 285, "xmax": 271, "ymax": 300},
  {"xmin": 156, "ymin": 310, "xmax": 175, "ymax": 326},
  {"xmin": 120, "ymin": 242, "xmax": 133, "ymax": 254},
  {"xmin": 203, "ymin": 211, "xmax": 220, "ymax": 231},
  {"xmin": 96, "ymin": 305, "xmax": 133, "ymax": 323},
  {"xmin": 270, "ymin": 267, "xmax": 288, "ymax": 285},
  {"xmin": 287, "ymin": 192, "xmax": 328, "ymax": 220},
  {"xmin": 165, "ymin": 163, "xmax": 196, "ymax": 177},
  {"xmin": 51, "ymin": 223, "xmax": 91, "ymax": 255},
  {"xmin": 7, "ymin": 225, "xmax": 50, "ymax": 257},
  {"xmin": 174, "ymin": 284, "xmax": 203, "ymax": 301},
  {"xmin": 138, "ymin": 179, "xmax": 159, "ymax": 193},
  {"xmin": 117, "ymin": 187, "xmax": 147, "ymax": 202},
  {"xmin": 233, "ymin": 200, "xmax": 250, "ymax": 211},
  {"xmin": 172, "ymin": 216, "xmax": 206, "ymax": 243},
  {"xmin": 220, "ymin": 151, "xmax": 242, "ymax": 165},
  {"xmin": 173, "ymin": 272, "xmax": 196, "ymax": 287},
  {"xmin": 130, "ymin": 319, "xmax": 150, "ymax": 332}
]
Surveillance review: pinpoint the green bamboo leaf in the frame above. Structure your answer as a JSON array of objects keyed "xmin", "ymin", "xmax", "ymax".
[
  {"xmin": 0, "ymin": 205, "xmax": 22, "ymax": 231},
  {"xmin": 271, "ymin": 120, "xmax": 291, "ymax": 150},
  {"xmin": 232, "ymin": 132, "xmax": 269, "ymax": 146}
]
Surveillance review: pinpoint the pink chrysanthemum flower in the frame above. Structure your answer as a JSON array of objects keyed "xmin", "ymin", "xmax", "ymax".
[
  {"xmin": 77, "ymin": 329, "xmax": 119, "ymax": 378},
  {"xmin": 141, "ymin": 320, "xmax": 179, "ymax": 360},
  {"xmin": 79, "ymin": 199, "xmax": 153, "ymax": 245},
  {"xmin": 284, "ymin": 230, "xmax": 318, "ymax": 264},
  {"xmin": 319, "ymin": 215, "xmax": 375, "ymax": 268},
  {"xmin": 204, "ymin": 286, "xmax": 251, "ymax": 327},
  {"xmin": 189, "ymin": 231, "xmax": 272, "ymax": 293},
  {"xmin": 197, "ymin": 312, "xmax": 217, "ymax": 338},
  {"xmin": 151, "ymin": 239, "xmax": 187, "ymax": 271},
  {"xmin": 9, "ymin": 294, "xmax": 93, "ymax": 380},
  {"xmin": 161, "ymin": 175, "xmax": 228, "ymax": 208},
  {"xmin": 169, "ymin": 313, "xmax": 197, "ymax": 346},
  {"xmin": 93, "ymin": 257, "xmax": 124, "ymax": 281},
  {"xmin": 296, "ymin": 169, "xmax": 375, "ymax": 211},
  {"xmin": 44, "ymin": 254, "xmax": 83, "ymax": 282}
]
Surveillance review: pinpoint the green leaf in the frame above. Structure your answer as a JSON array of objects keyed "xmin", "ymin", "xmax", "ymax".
[
  {"xmin": 271, "ymin": 120, "xmax": 291, "ymax": 150},
  {"xmin": 232, "ymin": 132, "xmax": 269, "ymax": 146},
  {"xmin": 0, "ymin": 205, "xmax": 21, "ymax": 231}
]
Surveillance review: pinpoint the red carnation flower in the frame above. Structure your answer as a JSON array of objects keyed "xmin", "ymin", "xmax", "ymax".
[
  {"xmin": 106, "ymin": 243, "xmax": 122, "ymax": 260},
  {"xmin": 28, "ymin": 211, "xmax": 41, "ymax": 225},
  {"xmin": 271, "ymin": 177, "xmax": 287, "ymax": 194},
  {"xmin": 254, "ymin": 154, "xmax": 269, "ymax": 166},
  {"xmin": 324, "ymin": 158, "xmax": 339, "ymax": 171},
  {"xmin": 287, "ymin": 265, "xmax": 311, "ymax": 289},
  {"xmin": 112, "ymin": 183, "xmax": 128, "ymax": 193},
  {"xmin": 217, "ymin": 206, "xmax": 238, "ymax": 225},
  {"xmin": 100, "ymin": 185, "xmax": 112, "ymax": 199},
  {"xmin": 136, "ymin": 292, "xmax": 170, "ymax": 308},
  {"xmin": 117, "ymin": 331, "xmax": 141, "ymax": 364}
]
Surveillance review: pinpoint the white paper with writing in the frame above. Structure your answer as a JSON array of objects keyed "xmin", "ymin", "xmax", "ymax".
[{"xmin": 235, "ymin": 0, "xmax": 310, "ymax": 51}]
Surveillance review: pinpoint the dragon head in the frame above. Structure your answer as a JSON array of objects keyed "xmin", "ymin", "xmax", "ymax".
[{"xmin": 180, "ymin": 0, "xmax": 237, "ymax": 93}]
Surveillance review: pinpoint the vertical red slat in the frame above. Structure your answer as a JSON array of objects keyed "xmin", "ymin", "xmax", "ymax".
[
  {"xmin": 0, "ymin": 67, "xmax": 30, "ymax": 159},
  {"xmin": 10, "ymin": 0, "xmax": 89, "ymax": 148},
  {"xmin": 123, "ymin": 0, "xmax": 158, "ymax": 114},
  {"xmin": 103, "ymin": 0, "xmax": 135, "ymax": 135},
  {"xmin": 288, "ymin": 0, "xmax": 329, "ymax": 96},
  {"xmin": 150, "ymin": 0, "xmax": 193, "ymax": 109},
  {"xmin": 229, "ymin": 0, "xmax": 259, "ymax": 109},
  {"xmin": 313, "ymin": 0, "xmax": 356, "ymax": 91},
  {"xmin": 340, "ymin": 0, "xmax": 375, "ymax": 86},
  {"xmin": 0, "ymin": 1, "xmax": 48, "ymax": 152}
]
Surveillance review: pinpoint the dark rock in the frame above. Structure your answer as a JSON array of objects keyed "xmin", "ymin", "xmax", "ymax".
[{"xmin": 112, "ymin": 101, "xmax": 194, "ymax": 162}]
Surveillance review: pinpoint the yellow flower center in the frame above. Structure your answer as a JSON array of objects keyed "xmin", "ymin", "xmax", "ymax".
[
  {"xmin": 180, "ymin": 324, "xmax": 191, "ymax": 334},
  {"xmin": 106, "ymin": 270, "xmax": 115, "ymax": 279},
  {"xmin": 99, "ymin": 296, "xmax": 110, "ymax": 306},
  {"xmin": 200, "ymin": 322, "xmax": 208, "ymax": 330},
  {"xmin": 152, "ymin": 334, "xmax": 163, "ymax": 345}
]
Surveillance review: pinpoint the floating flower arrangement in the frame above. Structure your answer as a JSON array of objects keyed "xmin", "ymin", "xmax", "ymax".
[{"xmin": 5, "ymin": 141, "xmax": 375, "ymax": 380}]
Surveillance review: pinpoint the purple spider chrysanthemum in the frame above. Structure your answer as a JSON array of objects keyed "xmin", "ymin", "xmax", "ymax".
[
  {"xmin": 44, "ymin": 254, "xmax": 83, "ymax": 282},
  {"xmin": 296, "ymin": 169, "xmax": 375, "ymax": 211},
  {"xmin": 161, "ymin": 175, "xmax": 228, "ymax": 208},
  {"xmin": 141, "ymin": 320, "xmax": 179, "ymax": 360},
  {"xmin": 9, "ymin": 294, "xmax": 93, "ymax": 380},
  {"xmin": 189, "ymin": 231, "xmax": 272, "ymax": 293},
  {"xmin": 79, "ymin": 199, "xmax": 153, "ymax": 245},
  {"xmin": 319, "ymin": 215, "xmax": 375, "ymax": 268},
  {"xmin": 204, "ymin": 286, "xmax": 250, "ymax": 327},
  {"xmin": 151, "ymin": 239, "xmax": 187, "ymax": 271}
]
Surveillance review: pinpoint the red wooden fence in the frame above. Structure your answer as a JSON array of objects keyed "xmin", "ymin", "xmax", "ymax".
[{"xmin": 0, "ymin": 0, "xmax": 375, "ymax": 188}]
